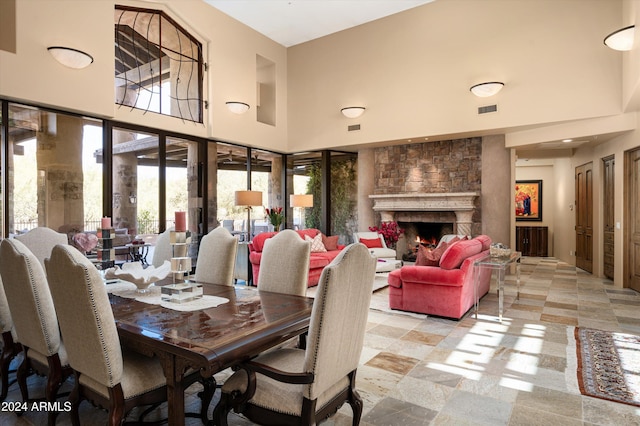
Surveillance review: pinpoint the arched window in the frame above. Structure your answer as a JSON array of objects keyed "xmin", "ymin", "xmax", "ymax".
[{"xmin": 115, "ymin": 5, "xmax": 203, "ymax": 123}]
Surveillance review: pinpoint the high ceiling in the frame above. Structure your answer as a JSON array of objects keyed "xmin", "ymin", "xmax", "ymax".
[{"xmin": 203, "ymin": 0, "xmax": 435, "ymax": 47}]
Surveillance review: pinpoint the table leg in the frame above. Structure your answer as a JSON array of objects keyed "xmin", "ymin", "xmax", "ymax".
[
  {"xmin": 516, "ymin": 260, "xmax": 521, "ymax": 301},
  {"xmin": 473, "ymin": 264, "xmax": 479, "ymax": 319},
  {"xmin": 158, "ymin": 353, "xmax": 186, "ymax": 426},
  {"xmin": 498, "ymin": 268, "xmax": 505, "ymax": 322}
]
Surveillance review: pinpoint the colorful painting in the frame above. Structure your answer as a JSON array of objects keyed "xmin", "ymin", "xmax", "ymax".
[{"xmin": 515, "ymin": 180, "xmax": 542, "ymax": 221}]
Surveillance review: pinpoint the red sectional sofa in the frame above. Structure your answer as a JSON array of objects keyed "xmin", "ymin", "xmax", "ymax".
[
  {"xmin": 249, "ymin": 229, "xmax": 344, "ymax": 287},
  {"xmin": 387, "ymin": 235, "xmax": 493, "ymax": 319}
]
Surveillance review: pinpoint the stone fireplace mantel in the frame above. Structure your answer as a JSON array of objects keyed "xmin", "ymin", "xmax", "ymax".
[{"xmin": 369, "ymin": 192, "xmax": 479, "ymax": 236}]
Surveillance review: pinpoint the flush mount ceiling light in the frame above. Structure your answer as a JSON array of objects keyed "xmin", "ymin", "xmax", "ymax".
[
  {"xmin": 47, "ymin": 46, "xmax": 94, "ymax": 69},
  {"xmin": 604, "ymin": 25, "xmax": 635, "ymax": 51},
  {"xmin": 226, "ymin": 101, "xmax": 250, "ymax": 114},
  {"xmin": 341, "ymin": 106, "xmax": 366, "ymax": 118},
  {"xmin": 470, "ymin": 82, "xmax": 504, "ymax": 97}
]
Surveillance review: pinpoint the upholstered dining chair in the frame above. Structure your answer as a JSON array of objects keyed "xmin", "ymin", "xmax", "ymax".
[
  {"xmin": 45, "ymin": 244, "xmax": 207, "ymax": 426},
  {"xmin": 257, "ymin": 229, "xmax": 311, "ymax": 296},
  {"xmin": 0, "ymin": 239, "xmax": 72, "ymax": 426},
  {"xmin": 194, "ymin": 227, "xmax": 238, "ymax": 285},
  {"xmin": 213, "ymin": 242, "xmax": 376, "ymax": 426},
  {"xmin": 0, "ymin": 274, "xmax": 20, "ymax": 401},
  {"xmin": 151, "ymin": 227, "xmax": 174, "ymax": 268},
  {"xmin": 14, "ymin": 226, "xmax": 68, "ymax": 268}
]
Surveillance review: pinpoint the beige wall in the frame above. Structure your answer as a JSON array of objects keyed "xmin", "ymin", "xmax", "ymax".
[{"xmin": 287, "ymin": 0, "xmax": 622, "ymax": 151}]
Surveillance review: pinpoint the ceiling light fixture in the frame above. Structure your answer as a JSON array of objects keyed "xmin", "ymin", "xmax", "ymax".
[
  {"xmin": 47, "ymin": 46, "xmax": 94, "ymax": 69},
  {"xmin": 562, "ymin": 139, "xmax": 573, "ymax": 143},
  {"xmin": 604, "ymin": 25, "xmax": 635, "ymax": 51},
  {"xmin": 226, "ymin": 101, "xmax": 250, "ymax": 114},
  {"xmin": 470, "ymin": 82, "xmax": 504, "ymax": 97},
  {"xmin": 341, "ymin": 106, "xmax": 366, "ymax": 118}
]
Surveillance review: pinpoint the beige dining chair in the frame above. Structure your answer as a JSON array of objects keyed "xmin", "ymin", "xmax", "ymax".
[
  {"xmin": 14, "ymin": 226, "xmax": 68, "ymax": 268},
  {"xmin": 0, "ymin": 239, "xmax": 72, "ymax": 426},
  {"xmin": 194, "ymin": 227, "xmax": 238, "ymax": 285},
  {"xmin": 213, "ymin": 242, "xmax": 376, "ymax": 426},
  {"xmin": 45, "ymin": 244, "xmax": 206, "ymax": 425},
  {"xmin": 151, "ymin": 227, "xmax": 174, "ymax": 268},
  {"xmin": 0, "ymin": 274, "xmax": 19, "ymax": 401},
  {"xmin": 257, "ymin": 229, "xmax": 311, "ymax": 296}
]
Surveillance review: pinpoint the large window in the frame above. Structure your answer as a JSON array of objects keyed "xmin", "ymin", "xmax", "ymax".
[
  {"xmin": 115, "ymin": 6, "xmax": 204, "ymax": 123},
  {"xmin": 6, "ymin": 104, "xmax": 103, "ymax": 236}
]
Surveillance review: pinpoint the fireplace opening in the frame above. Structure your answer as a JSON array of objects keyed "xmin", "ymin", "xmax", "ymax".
[{"xmin": 398, "ymin": 222, "xmax": 454, "ymax": 262}]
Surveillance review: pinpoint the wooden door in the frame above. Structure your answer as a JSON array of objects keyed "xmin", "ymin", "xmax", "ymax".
[
  {"xmin": 602, "ymin": 156, "xmax": 615, "ymax": 280},
  {"xmin": 625, "ymin": 148, "xmax": 640, "ymax": 291},
  {"xmin": 575, "ymin": 162, "xmax": 593, "ymax": 273}
]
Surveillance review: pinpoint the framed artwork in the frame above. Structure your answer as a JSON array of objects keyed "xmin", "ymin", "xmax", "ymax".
[{"xmin": 515, "ymin": 180, "xmax": 542, "ymax": 221}]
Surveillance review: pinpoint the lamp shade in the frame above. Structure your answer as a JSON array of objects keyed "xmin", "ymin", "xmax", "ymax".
[
  {"xmin": 341, "ymin": 106, "xmax": 366, "ymax": 118},
  {"xmin": 47, "ymin": 46, "xmax": 94, "ymax": 69},
  {"xmin": 290, "ymin": 194, "xmax": 314, "ymax": 208},
  {"xmin": 226, "ymin": 101, "xmax": 250, "ymax": 114},
  {"xmin": 604, "ymin": 25, "xmax": 635, "ymax": 51},
  {"xmin": 234, "ymin": 190, "xmax": 262, "ymax": 207},
  {"xmin": 470, "ymin": 82, "xmax": 504, "ymax": 97}
]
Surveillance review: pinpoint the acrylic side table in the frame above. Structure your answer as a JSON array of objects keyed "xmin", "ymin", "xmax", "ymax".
[{"xmin": 473, "ymin": 252, "xmax": 521, "ymax": 322}]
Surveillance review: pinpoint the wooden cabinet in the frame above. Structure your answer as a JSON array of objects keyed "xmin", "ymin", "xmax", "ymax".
[{"xmin": 516, "ymin": 226, "xmax": 548, "ymax": 257}]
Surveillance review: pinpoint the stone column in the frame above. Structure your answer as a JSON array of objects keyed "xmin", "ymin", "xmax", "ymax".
[
  {"xmin": 112, "ymin": 131, "xmax": 138, "ymax": 233},
  {"xmin": 455, "ymin": 210, "xmax": 474, "ymax": 236},
  {"xmin": 36, "ymin": 112, "xmax": 84, "ymax": 231}
]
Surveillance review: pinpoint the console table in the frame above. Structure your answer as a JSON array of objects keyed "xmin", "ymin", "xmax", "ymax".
[{"xmin": 473, "ymin": 252, "xmax": 521, "ymax": 322}]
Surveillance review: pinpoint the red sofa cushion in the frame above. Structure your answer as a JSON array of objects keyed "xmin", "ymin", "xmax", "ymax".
[
  {"xmin": 321, "ymin": 234, "xmax": 339, "ymax": 251},
  {"xmin": 474, "ymin": 234, "xmax": 492, "ymax": 251},
  {"xmin": 439, "ymin": 238, "xmax": 482, "ymax": 270},
  {"xmin": 416, "ymin": 241, "xmax": 449, "ymax": 266},
  {"xmin": 360, "ymin": 237, "xmax": 383, "ymax": 248}
]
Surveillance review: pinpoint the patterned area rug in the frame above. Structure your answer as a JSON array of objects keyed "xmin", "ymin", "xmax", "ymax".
[{"xmin": 575, "ymin": 327, "xmax": 640, "ymax": 407}]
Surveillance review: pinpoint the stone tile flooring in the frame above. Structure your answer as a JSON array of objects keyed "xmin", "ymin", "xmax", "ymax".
[{"xmin": 3, "ymin": 257, "xmax": 640, "ymax": 425}]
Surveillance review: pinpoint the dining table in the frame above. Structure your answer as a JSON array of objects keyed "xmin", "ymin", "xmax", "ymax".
[{"xmin": 109, "ymin": 280, "xmax": 314, "ymax": 426}]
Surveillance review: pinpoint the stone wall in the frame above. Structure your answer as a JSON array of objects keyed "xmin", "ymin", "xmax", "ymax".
[{"xmin": 373, "ymin": 137, "xmax": 483, "ymax": 235}]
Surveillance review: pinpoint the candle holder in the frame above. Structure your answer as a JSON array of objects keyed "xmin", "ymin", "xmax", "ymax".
[
  {"xmin": 169, "ymin": 231, "xmax": 191, "ymax": 283},
  {"xmin": 95, "ymin": 227, "xmax": 115, "ymax": 271}
]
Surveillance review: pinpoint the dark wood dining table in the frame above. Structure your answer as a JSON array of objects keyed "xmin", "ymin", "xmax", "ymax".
[{"xmin": 109, "ymin": 281, "xmax": 314, "ymax": 425}]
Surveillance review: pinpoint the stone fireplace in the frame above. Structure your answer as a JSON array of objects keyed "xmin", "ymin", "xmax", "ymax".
[{"xmin": 369, "ymin": 192, "xmax": 479, "ymax": 256}]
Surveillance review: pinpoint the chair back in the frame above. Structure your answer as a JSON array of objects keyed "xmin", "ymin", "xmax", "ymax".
[
  {"xmin": 151, "ymin": 227, "xmax": 174, "ymax": 268},
  {"xmin": 258, "ymin": 229, "xmax": 311, "ymax": 296},
  {"xmin": 0, "ymin": 274, "xmax": 13, "ymax": 335},
  {"xmin": 0, "ymin": 239, "xmax": 61, "ymax": 357},
  {"xmin": 195, "ymin": 227, "xmax": 238, "ymax": 285},
  {"xmin": 46, "ymin": 244, "xmax": 123, "ymax": 389},
  {"xmin": 303, "ymin": 243, "xmax": 375, "ymax": 400},
  {"xmin": 14, "ymin": 227, "xmax": 68, "ymax": 268}
]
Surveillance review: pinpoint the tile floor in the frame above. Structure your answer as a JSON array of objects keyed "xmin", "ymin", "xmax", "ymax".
[{"xmin": 2, "ymin": 257, "xmax": 640, "ymax": 425}]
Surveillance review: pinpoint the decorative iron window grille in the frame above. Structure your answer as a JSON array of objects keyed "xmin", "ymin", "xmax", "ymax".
[{"xmin": 115, "ymin": 5, "xmax": 204, "ymax": 123}]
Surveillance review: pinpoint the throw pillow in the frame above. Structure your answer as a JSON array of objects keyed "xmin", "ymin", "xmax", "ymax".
[
  {"xmin": 439, "ymin": 238, "xmax": 482, "ymax": 270},
  {"xmin": 360, "ymin": 237, "xmax": 383, "ymax": 249},
  {"xmin": 415, "ymin": 242, "xmax": 447, "ymax": 266},
  {"xmin": 321, "ymin": 234, "xmax": 339, "ymax": 251},
  {"xmin": 305, "ymin": 233, "xmax": 327, "ymax": 252}
]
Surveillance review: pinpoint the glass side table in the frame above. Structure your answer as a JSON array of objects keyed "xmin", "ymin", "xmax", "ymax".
[{"xmin": 473, "ymin": 252, "xmax": 521, "ymax": 322}]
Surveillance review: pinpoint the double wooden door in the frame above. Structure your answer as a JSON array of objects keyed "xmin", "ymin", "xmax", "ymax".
[{"xmin": 575, "ymin": 162, "xmax": 593, "ymax": 273}]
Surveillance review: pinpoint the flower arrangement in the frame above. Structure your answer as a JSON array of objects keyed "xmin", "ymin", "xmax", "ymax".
[
  {"xmin": 369, "ymin": 221, "xmax": 404, "ymax": 250},
  {"xmin": 265, "ymin": 206, "xmax": 284, "ymax": 231}
]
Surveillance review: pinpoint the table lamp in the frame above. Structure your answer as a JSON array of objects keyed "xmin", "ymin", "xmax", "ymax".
[
  {"xmin": 234, "ymin": 190, "xmax": 263, "ymax": 242},
  {"xmin": 290, "ymin": 194, "xmax": 313, "ymax": 230}
]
